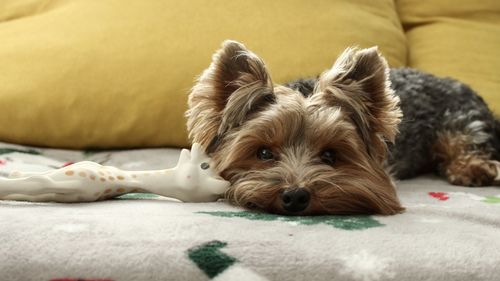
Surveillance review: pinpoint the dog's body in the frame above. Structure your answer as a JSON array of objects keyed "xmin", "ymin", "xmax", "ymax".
[
  {"xmin": 186, "ymin": 40, "xmax": 500, "ymax": 216},
  {"xmin": 287, "ymin": 68, "xmax": 500, "ymax": 186}
]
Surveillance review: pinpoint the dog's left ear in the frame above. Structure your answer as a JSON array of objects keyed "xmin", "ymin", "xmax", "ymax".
[
  {"xmin": 316, "ymin": 47, "xmax": 402, "ymax": 160},
  {"xmin": 187, "ymin": 40, "xmax": 274, "ymax": 152}
]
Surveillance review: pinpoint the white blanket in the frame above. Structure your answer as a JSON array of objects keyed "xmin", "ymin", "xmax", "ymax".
[{"xmin": 0, "ymin": 142, "xmax": 499, "ymax": 281}]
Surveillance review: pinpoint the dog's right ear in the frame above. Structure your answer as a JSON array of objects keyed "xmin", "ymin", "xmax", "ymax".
[{"xmin": 186, "ymin": 40, "xmax": 274, "ymax": 152}]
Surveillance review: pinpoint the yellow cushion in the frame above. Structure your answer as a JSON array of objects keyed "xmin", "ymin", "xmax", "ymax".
[
  {"xmin": 0, "ymin": 0, "xmax": 406, "ymax": 149},
  {"xmin": 398, "ymin": 0, "xmax": 500, "ymax": 112}
]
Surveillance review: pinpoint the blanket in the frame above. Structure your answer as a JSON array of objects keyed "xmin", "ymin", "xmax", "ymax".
[{"xmin": 0, "ymin": 142, "xmax": 499, "ymax": 281}]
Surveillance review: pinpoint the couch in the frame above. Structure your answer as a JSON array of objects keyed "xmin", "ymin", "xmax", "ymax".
[{"xmin": 0, "ymin": 0, "xmax": 499, "ymax": 280}]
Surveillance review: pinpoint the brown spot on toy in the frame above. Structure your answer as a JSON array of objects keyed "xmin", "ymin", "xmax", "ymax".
[{"xmin": 65, "ymin": 170, "xmax": 74, "ymax": 176}]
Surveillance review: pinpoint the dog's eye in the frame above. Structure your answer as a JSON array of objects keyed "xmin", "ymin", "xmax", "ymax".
[
  {"xmin": 257, "ymin": 147, "xmax": 275, "ymax": 161},
  {"xmin": 320, "ymin": 149, "xmax": 336, "ymax": 166}
]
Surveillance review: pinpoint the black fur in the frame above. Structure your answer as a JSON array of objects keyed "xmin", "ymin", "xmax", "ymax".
[
  {"xmin": 284, "ymin": 78, "xmax": 316, "ymax": 98},
  {"xmin": 285, "ymin": 68, "xmax": 500, "ymax": 179}
]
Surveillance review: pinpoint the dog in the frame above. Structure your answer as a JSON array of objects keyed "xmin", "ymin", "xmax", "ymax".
[{"xmin": 186, "ymin": 40, "xmax": 500, "ymax": 215}]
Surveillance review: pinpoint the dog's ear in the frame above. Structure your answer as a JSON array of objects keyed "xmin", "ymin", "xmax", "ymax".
[
  {"xmin": 187, "ymin": 40, "xmax": 274, "ymax": 152},
  {"xmin": 315, "ymin": 47, "xmax": 402, "ymax": 161}
]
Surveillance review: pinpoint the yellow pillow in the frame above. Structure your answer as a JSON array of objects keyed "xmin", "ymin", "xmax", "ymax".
[
  {"xmin": 0, "ymin": 0, "xmax": 406, "ymax": 149},
  {"xmin": 398, "ymin": 0, "xmax": 500, "ymax": 112}
]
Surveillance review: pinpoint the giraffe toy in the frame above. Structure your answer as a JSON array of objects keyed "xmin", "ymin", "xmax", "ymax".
[{"xmin": 0, "ymin": 143, "xmax": 230, "ymax": 203}]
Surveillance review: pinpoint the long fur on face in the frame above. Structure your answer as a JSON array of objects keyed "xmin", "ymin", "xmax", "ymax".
[{"xmin": 186, "ymin": 40, "xmax": 404, "ymax": 215}]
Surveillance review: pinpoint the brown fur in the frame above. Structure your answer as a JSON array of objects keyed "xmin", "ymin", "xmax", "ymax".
[
  {"xmin": 434, "ymin": 131, "xmax": 500, "ymax": 187},
  {"xmin": 186, "ymin": 40, "xmax": 404, "ymax": 215}
]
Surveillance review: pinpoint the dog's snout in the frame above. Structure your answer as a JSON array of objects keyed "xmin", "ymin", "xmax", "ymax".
[{"xmin": 281, "ymin": 188, "xmax": 310, "ymax": 212}]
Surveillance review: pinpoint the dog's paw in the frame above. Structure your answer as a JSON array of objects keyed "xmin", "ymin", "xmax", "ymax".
[{"xmin": 446, "ymin": 159, "xmax": 499, "ymax": 187}]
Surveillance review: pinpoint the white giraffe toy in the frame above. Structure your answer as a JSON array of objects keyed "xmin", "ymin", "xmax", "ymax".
[{"xmin": 0, "ymin": 143, "xmax": 230, "ymax": 203}]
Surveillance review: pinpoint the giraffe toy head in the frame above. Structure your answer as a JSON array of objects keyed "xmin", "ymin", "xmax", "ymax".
[{"xmin": 173, "ymin": 143, "xmax": 230, "ymax": 202}]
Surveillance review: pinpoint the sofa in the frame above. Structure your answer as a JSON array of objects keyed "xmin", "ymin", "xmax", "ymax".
[{"xmin": 0, "ymin": 0, "xmax": 499, "ymax": 280}]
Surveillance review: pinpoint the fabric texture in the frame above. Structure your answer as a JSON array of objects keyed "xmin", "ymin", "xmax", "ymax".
[
  {"xmin": 0, "ymin": 0, "xmax": 405, "ymax": 149},
  {"xmin": 0, "ymin": 142, "xmax": 499, "ymax": 281},
  {"xmin": 397, "ymin": 0, "xmax": 500, "ymax": 112}
]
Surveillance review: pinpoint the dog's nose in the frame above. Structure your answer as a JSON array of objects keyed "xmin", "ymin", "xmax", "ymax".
[{"xmin": 281, "ymin": 188, "xmax": 310, "ymax": 213}]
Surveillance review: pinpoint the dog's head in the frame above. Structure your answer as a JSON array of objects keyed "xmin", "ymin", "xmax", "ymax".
[{"xmin": 186, "ymin": 40, "xmax": 404, "ymax": 215}]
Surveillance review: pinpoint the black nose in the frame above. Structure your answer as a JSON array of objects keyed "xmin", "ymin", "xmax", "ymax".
[{"xmin": 281, "ymin": 188, "xmax": 310, "ymax": 213}]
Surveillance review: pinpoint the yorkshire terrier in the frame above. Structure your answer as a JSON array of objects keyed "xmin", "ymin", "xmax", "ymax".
[{"xmin": 186, "ymin": 40, "xmax": 500, "ymax": 215}]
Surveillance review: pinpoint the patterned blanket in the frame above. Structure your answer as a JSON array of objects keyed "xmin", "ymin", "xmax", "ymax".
[{"xmin": 0, "ymin": 142, "xmax": 499, "ymax": 281}]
